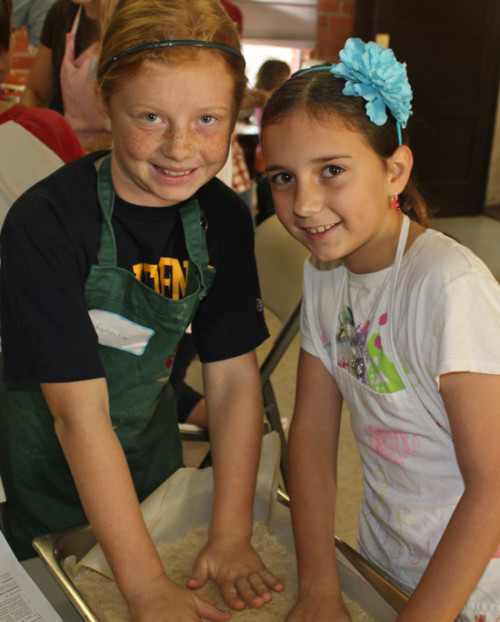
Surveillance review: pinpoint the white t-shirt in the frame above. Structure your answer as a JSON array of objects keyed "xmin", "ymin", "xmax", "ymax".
[
  {"xmin": 300, "ymin": 227, "xmax": 500, "ymax": 616},
  {"xmin": 301, "ymin": 227, "xmax": 500, "ymax": 433}
]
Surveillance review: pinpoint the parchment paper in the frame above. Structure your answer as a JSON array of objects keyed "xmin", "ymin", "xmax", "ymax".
[{"xmin": 72, "ymin": 432, "xmax": 292, "ymax": 579}]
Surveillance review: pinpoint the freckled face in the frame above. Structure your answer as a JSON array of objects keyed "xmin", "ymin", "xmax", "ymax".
[
  {"xmin": 262, "ymin": 110, "xmax": 402, "ymax": 273},
  {"xmin": 106, "ymin": 58, "xmax": 235, "ymax": 207}
]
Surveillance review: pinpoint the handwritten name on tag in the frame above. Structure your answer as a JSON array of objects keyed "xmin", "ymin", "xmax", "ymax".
[{"xmin": 88, "ymin": 309, "xmax": 155, "ymax": 355}]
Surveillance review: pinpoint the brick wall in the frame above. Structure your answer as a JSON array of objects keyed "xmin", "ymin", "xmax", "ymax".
[
  {"xmin": 315, "ymin": 0, "xmax": 375, "ymax": 61},
  {"xmin": 3, "ymin": 27, "xmax": 34, "ymax": 92}
]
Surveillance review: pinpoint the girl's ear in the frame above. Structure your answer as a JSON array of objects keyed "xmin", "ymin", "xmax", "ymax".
[{"xmin": 388, "ymin": 145, "xmax": 413, "ymax": 195}]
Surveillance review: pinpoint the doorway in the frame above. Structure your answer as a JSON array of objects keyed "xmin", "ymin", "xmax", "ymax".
[{"xmin": 373, "ymin": 0, "xmax": 500, "ymax": 216}]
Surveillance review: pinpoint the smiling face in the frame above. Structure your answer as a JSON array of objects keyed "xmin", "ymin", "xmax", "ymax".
[
  {"xmin": 262, "ymin": 109, "xmax": 407, "ymax": 273},
  {"xmin": 106, "ymin": 57, "xmax": 235, "ymax": 207}
]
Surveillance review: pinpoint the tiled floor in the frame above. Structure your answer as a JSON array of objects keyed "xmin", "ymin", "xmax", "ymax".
[{"xmin": 184, "ymin": 213, "xmax": 500, "ymax": 550}]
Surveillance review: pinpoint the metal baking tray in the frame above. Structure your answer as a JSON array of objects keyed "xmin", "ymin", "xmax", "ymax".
[
  {"xmin": 33, "ymin": 493, "xmax": 408, "ymax": 622},
  {"xmin": 34, "ymin": 525, "xmax": 99, "ymax": 622}
]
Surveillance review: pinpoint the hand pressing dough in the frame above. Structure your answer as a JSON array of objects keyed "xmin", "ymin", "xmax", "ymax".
[{"xmin": 69, "ymin": 522, "xmax": 374, "ymax": 621}]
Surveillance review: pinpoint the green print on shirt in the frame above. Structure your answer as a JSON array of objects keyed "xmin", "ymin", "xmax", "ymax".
[{"xmin": 366, "ymin": 331, "xmax": 405, "ymax": 393}]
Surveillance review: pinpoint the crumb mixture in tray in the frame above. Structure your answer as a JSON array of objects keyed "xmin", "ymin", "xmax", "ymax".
[{"xmin": 71, "ymin": 522, "xmax": 374, "ymax": 621}]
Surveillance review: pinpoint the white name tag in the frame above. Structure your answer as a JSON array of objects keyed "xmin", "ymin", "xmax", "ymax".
[{"xmin": 88, "ymin": 309, "xmax": 155, "ymax": 355}]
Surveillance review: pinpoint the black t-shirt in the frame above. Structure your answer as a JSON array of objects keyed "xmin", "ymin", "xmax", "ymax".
[
  {"xmin": 40, "ymin": 0, "xmax": 98, "ymax": 110},
  {"xmin": 0, "ymin": 152, "xmax": 268, "ymax": 383}
]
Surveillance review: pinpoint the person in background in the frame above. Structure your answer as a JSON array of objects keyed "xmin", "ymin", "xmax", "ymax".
[
  {"xmin": 239, "ymin": 59, "xmax": 291, "ymax": 128},
  {"xmin": 253, "ymin": 59, "xmax": 291, "ymax": 126},
  {"xmin": 0, "ymin": 0, "xmax": 84, "ymax": 224},
  {"xmin": 20, "ymin": 0, "xmax": 118, "ymax": 150},
  {"xmin": 261, "ymin": 38, "xmax": 500, "ymax": 621},
  {"xmin": 12, "ymin": 0, "xmax": 55, "ymax": 49},
  {"xmin": 253, "ymin": 59, "xmax": 290, "ymax": 225},
  {"xmin": 1, "ymin": 1, "xmax": 283, "ymax": 620}
]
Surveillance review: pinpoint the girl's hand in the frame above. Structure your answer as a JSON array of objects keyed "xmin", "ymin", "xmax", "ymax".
[
  {"xmin": 285, "ymin": 592, "xmax": 352, "ymax": 622},
  {"xmin": 126, "ymin": 573, "xmax": 231, "ymax": 622},
  {"xmin": 187, "ymin": 535, "xmax": 284, "ymax": 610}
]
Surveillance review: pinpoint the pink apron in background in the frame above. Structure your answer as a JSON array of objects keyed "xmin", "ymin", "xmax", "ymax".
[{"xmin": 60, "ymin": 7, "xmax": 111, "ymax": 148}]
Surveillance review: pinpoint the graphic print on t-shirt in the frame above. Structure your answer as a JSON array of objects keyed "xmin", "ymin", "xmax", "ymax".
[
  {"xmin": 132, "ymin": 258, "xmax": 190, "ymax": 300},
  {"xmin": 336, "ymin": 305, "xmax": 406, "ymax": 393}
]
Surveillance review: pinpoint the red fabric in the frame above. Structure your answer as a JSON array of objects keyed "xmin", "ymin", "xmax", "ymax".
[
  {"xmin": 220, "ymin": 0, "xmax": 243, "ymax": 34},
  {"xmin": 0, "ymin": 104, "xmax": 85, "ymax": 162}
]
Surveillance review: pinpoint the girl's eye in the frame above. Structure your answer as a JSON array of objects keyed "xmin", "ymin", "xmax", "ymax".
[
  {"xmin": 322, "ymin": 164, "xmax": 344, "ymax": 178},
  {"xmin": 199, "ymin": 115, "xmax": 215, "ymax": 125},
  {"xmin": 142, "ymin": 113, "xmax": 161, "ymax": 124},
  {"xmin": 270, "ymin": 171, "xmax": 294, "ymax": 186}
]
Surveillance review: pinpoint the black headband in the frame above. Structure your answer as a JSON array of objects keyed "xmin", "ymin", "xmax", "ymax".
[{"xmin": 102, "ymin": 39, "xmax": 245, "ymax": 73}]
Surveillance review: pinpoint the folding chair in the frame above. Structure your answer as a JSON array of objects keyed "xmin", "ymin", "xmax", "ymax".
[
  {"xmin": 253, "ymin": 215, "xmax": 310, "ymax": 490},
  {"xmin": 179, "ymin": 215, "xmax": 310, "ymax": 490}
]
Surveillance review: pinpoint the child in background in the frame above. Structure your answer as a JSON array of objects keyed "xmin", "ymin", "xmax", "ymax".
[
  {"xmin": 261, "ymin": 38, "xmax": 500, "ymax": 621},
  {"xmin": 0, "ymin": 1, "xmax": 283, "ymax": 620},
  {"xmin": 21, "ymin": 0, "xmax": 118, "ymax": 149},
  {"xmin": 12, "ymin": 0, "xmax": 55, "ymax": 49},
  {"xmin": 253, "ymin": 59, "xmax": 291, "ymax": 125},
  {"xmin": 253, "ymin": 59, "xmax": 291, "ymax": 225}
]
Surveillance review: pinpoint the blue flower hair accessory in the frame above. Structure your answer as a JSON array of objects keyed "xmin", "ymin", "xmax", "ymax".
[{"xmin": 305, "ymin": 38, "xmax": 413, "ymax": 145}]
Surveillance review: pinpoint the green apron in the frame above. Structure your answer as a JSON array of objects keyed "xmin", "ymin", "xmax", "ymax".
[{"xmin": 0, "ymin": 154, "xmax": 214, "ymax": 559}]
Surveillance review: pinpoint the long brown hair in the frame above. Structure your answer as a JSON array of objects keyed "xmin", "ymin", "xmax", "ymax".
[
  {"xmin": 255, "ymin": 60, "xmax": 291, "ymax": 92},
  {"xmin": 261, "ymin": 68, "xmax": 429, "ymax": 226}
]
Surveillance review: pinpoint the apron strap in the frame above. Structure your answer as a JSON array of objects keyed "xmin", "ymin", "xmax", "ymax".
[
  {"xmin": 70, "ymin": 5, "xmax": 82, "ymax": 37},
  {"xmin": 179, "ymin": 201, "xmax": 212, "ymax": 300},
  {"xmin": 96, "ymin": 153, "xmax": 118, "ymax": 267},
  {"xmin": 96, "ymin": 152, "xmax": 213, "ymax": 301}
]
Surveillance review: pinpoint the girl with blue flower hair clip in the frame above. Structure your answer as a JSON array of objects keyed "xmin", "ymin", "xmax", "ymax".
[{"xmin": 261, "ymin": 38, "xmax": 500, "ymax": 622}]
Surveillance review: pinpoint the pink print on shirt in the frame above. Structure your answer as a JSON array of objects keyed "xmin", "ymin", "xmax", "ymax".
[{"xmin": 366, "ymin": 424, "xmax": 421, "ymax": 465}]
